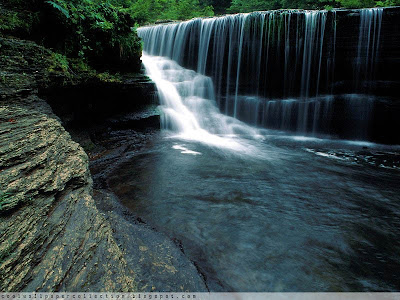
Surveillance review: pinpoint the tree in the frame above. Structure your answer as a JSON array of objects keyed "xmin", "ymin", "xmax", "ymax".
[
  {"xmin": 125, "ymin": 0, "xmax": 214, "ymax": 24},
  {"xmin": 228, "ymin": 0, "xmax": 281, "ymax": 13}
]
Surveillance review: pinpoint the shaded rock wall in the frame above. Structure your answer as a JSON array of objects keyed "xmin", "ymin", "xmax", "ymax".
[
  {"xmin": 333, "ymin": 8, "xmax": 400, "ymax": 97},
  {"xmin": 0, "ymin": 88, "xmax": 138, "ymax": 292},
  {"xmin": 0, "ymin": 37, "xmax": 206, "ymax": 292},
  {"xmin": 40, "ymin": 74, "xmax": 158, "ymax": 129}
]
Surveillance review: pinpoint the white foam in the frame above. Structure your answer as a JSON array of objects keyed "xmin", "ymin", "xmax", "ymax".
[
  {"xmin": 172, "ymin": 145, "xmax": 202, "ymax": 155},
  {"xmin": 141, "ymin": 53, "xmax": 261, "ymax": 156}
]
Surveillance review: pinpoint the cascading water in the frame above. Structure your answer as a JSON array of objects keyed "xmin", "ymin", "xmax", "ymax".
[
  {"xmin": 138, "ymin": 8, "xmax": 394, "ymax": 143},
  {"xmin": 139, "ymin": 11, "xmax": 330, "ymax": 100},
  {"xmin": 354, "ymin": 8, "xmax": 383, "ymax": 92},
  {"xmin": 141, "ymin": 54, "xmax": 260, "ymax": 153}
]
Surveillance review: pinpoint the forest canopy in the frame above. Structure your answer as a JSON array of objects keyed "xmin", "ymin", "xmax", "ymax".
[{"xmin": 110, "ymin": 0, "xmax": 400, "ymax": 23}]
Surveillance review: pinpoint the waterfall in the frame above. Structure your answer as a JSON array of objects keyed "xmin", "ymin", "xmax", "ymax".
[
  {"xmin": 138, "ymin": 8, "xmax": 390, "ymax": 142},
  {"xmin": 139, "ymin": 11, "xmax": 331, "ymax": 106},
  {"xmin": 141, "ymin": 54, "xmax": 260, "ymax": 152},
  {"xmin": 354, "ymin": 8, "xmax": 383, "ymax": 92},
  {"xmin": 298, "ymin": 11, "xmax": 327, "ymax": 133}
]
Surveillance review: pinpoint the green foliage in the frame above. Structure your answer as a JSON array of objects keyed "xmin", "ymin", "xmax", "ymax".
[
  {"xmin": 122, "ymin": 0, "xmax": 214, "ymax": 24},
  {"xmin": 208, "ymin": 0, "xmax": 231, "ymax": 14},
  {"xmin": 96, "ymin": 71, "xmax": 122, "ymax": 82},
  {"xmin": 173, "ymin": 0, "xmax": 214, "ymax": 20},
  {"xmin": 69, "ymin": 58, "xmax": 97, "ymax": 77},
  {"xmin": 228, "ymin": 0, "xmax": 399, "ymax": 11},
  {"xmin": 229, "ymin": 0, "xmax": 280, "ymax": 12},
  {"xmin": 42, "ymin": 0, "xmax": 142, "ymax": 71},
  {"xmin": 336, "ymin": 0, "xmax": 374, "ymax": 8},
  {"xmin": 46, "ymin": 1, "xmax": 70, "ymax": 18},
  {"xmin": 0, "ymin": 10, "xmax": 39, "ymax": 35},
  {"xmin": 49, "ymin": 52, "xmax": 70, "ymax": 73},
  {"xmin": 375, "ymin": 0, "xmax": 400, "ymax": 6},
  {"xmin": 119, "ymin": 0, "xmax": 399, "ymax": 19}
]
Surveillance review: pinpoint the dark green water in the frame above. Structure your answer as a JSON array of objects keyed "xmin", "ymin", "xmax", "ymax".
[{"xmin": 108, "ymin": 133, "xmax": 400, "ymax": 292}]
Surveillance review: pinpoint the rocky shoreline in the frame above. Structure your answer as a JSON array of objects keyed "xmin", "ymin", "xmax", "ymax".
[{"xmin": 0, "ymin": 36, "xmax": 207, "ymax": 291}]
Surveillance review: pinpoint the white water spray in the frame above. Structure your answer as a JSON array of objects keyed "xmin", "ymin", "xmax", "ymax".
[{"xmin": 141, "ymin": 53, "xmax": 261, "ymax": 153}]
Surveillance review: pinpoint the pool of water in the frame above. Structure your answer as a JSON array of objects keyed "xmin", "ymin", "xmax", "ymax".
[{"xmin": 108, "ymin": 133, "xmax": 400, "ymax": 292}]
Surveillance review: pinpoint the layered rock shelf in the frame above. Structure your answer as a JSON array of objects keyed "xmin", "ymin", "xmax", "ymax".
[{"xmin": 0, "ymin": 37, "xmax": 206, "ymax": 292}]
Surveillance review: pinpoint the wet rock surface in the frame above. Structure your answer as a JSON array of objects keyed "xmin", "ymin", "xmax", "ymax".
[
  {"xmin": 304, "ymin": 147, "xmax": 400, "ymax": 170},
  {"xmin": 80, "ymin": 109, "xmax": 207, "ymax": 291},
  {"xmin": 0, "ymin": 37, "xmax": 207, "ymax": 292},
  {"xmin": 94, "ymin": 189, "xmax": 208, "ymax": 292}
]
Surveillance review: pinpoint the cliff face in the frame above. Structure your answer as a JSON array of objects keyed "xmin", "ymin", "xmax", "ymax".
[
  {"xmin": 0, "ymin": 38, "xmax": 137, "ymax": 291},
  {"xmin": 0, "ymin": 37, "xmax": 207, "ymax": 292},
  {"xmin": 0, "ymin": 102, "xmax": 137, "ymax": 291}
]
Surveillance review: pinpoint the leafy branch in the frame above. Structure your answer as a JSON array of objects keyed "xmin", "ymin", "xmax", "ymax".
[{"xmin": 46, "ymin": 1, "xmax": 70, "ymax": 18}]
